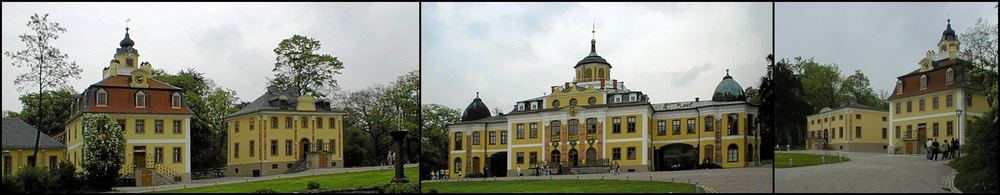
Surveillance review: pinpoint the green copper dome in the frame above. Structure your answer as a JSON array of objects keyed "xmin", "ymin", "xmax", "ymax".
[{"xmin": 712, "ymin": 70, "xmax": 746, "ymax": 102}]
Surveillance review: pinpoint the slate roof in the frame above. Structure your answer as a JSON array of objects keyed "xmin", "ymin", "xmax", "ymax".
[
  {"xmin": 2, "ymin": 118, "xmax": 65, "ymax": 149},
  {"xmin": 226, "ymin": 88, "xmax": 343, "ymax": 118}
]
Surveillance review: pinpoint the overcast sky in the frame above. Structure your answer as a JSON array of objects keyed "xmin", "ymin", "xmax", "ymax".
[
  {"xmin": 776, "ymin": 2, "xmax": 998, "ymax": 95},
  {"xmin": 422, "ymin": 2, "xmax": 773, "ymax": 113},
  {"xmin": 2, "ymin": 2, "xmax": 418, "ymax": 112}
]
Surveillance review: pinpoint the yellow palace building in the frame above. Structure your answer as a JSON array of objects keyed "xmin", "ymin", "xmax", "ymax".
[
  {"xmin": 446, "ymin": 29, "xmax": 762, "ymax": 178},
  {"xmin": 887, "ymin": 19, "xmax": 989, "ymax": 154},
  {"xmin": 64, "ymin": 28, "xmax": 194, "ymax": 186},
  {"xmin": 224, "ymin": 86, "xmax": 345, "ymax": 177},
  {"xmin": 805, "ymin": 102, "xmax": 889, "ymax": 152}
]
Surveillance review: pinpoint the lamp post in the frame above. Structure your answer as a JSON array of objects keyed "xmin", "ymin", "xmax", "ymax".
[
  {"xmin": 955, "ymin": 109, "xmax": 963, "ymax": 146},
  {"xmin": 390, "ymin": 105, "xmax": 409, "ymax": 184}
]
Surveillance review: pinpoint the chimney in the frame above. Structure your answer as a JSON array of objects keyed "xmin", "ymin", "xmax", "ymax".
[
  {"xmin": 619, "ymin": 81, "xmax": 624, "ymax": 89},
  {"xmin": 600, "ymin": 79, "xmax": 606, "ymax": 89},
  {"xmin": 612, "ymin": 79, "xmax": 618, "ymax": 89},
  {"xmin": 696, "ymin": 97, "xmax": 700, "ymax": 102}
]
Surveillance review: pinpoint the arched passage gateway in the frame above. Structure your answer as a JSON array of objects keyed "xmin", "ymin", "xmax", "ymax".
[
  {"xmin": 654, "ymin": 143, "xmax": 697, "ymax": 171},
  {"xmin": 487, "ymin": 152, "xmax": 507, "ymax": 177}
]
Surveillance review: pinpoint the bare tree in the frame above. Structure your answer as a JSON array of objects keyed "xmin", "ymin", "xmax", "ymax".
[{"xmin": 3, "ymin": 13, "xmax": 81, "ymax": 166}]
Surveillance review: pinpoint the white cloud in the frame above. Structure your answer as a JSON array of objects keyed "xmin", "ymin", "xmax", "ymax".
[
  {"xmin": 2, "ymin": 2, "xmax": 418, "ymax": 112},
  {"xmin": 422, "ymin": 2, "xmax": 772, "ymax": 112}
]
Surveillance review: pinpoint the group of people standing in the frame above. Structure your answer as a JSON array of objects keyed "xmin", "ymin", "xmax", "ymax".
[{"xmin": 925, "ymin": 138, "xmax": 960, "ymax": 161}]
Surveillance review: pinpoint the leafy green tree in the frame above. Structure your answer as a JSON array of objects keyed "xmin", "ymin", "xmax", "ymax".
[
  {"xmin": 342, "ymin": 126, "xmax": 374, "ymax": 167},
  {"xmin": 789, "ymin": 57, "xmax": 843, "ymax": 111},
  {"xmin": 419, "ymin": 104, "xmax": 460, "ymax": 180},
  {"xmin": 152, "ymin": 68, "xmax": 240, "ymax": 170},
  {"xmin": 81, "ymin": 113, "xmax": 125, "ymax": 191},
  {"xmin": 339, "ymin": 70, "xmax": 419, "ymax": 166},
  {"xmin": 757, "ymin": 54, "xmax": 777, "ymax": 159},
  {"xmin": 774, "ymin": 57, "xmax": 814, "ymax": 147},
  {"xmin": 960, "ymin": 17, "xmax": 998, "ymax": 110},
  {"xmin": 4, "ymin": 87, "xmax": 77, "ymax": 135},
  {"xmin": 3, "ymin": 13, "xmax": 82, "ymax": 166},
  {"xmin": 953, "ymin": 107, "xmax": 997, "ymax": 192},
  {"xmin": 269, "ymin": 35, "xmax": 345, "ymax": 98},
  {"xmin": 744, "ymin": 86, "xmax": 760, "ymax": 105},
  {"xmin": 840, "ymin": 70, "xmax": 887, "ymax": 109}
]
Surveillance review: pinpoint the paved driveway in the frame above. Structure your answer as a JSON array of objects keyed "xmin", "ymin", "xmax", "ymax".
[
  {"xmin": 424, "ymin": 164, "xmax": 774, "ymax": 193},
  {"xmin": 776, "ymin": 150, "xmax": 956, "ymax": 193}
]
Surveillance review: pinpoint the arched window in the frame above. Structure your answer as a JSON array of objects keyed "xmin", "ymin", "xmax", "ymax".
[
  {"xmin": 584, "ymin": 68, "xmax": 593, "ymax": 80},
  {"xmin": 704, "ymin": 145, "xmax": 714, "ymax": 163},
  {"xmin": 919, "ymin": 75, "xmax": 928, "ymax": 90},
  {"xmin": 895, "ymin": 80, "xmax": 903, "ymax": 94},
  {"xmin": 746, "ymin": 143, "xmax": 754, "ymax": 162},
  {"xmin": 551, "ymin": 120, "xmax": 561, "ymax": 136},
  {"xmin": 552, "ymin": 100, "xmax": 560, "ymax": 108},
  {"xmin": 96, "ymin": 88, "xmax": 108, "ymax": 107},
  {"xmin": 454, "ymin": 158, "xmax": 462, "ymax": 173},
  {"xmin": 586, "ymin": 118, "xmax": 597, "ymax": 134},
  {"xmin": 135, "ymin": 91, "xmax": 146, "ymax": 108},
  {"xmin": 569, "ymin": 98, "xmax": 577, "ymax": 106},
  {"xmin": 171, "ymin": 92, "xmax": 182, "ymax": 108},
  {"xmin": 598, "ymin": 68, "xmax": 605, "ymax": 79},
  {"xmin": 727, "ymin": 144, "xmax": 739, "ymax": 162},
  {"xmin": 945, "ymin": 68, "xmax": 954, "ymax": 85}
]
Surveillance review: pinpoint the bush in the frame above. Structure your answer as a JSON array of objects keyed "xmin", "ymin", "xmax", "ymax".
[
  {"xmin": 254, "ymin": 188, "xmax": 277, "ymax": 193},
  {"xmin": 51, "ymin": 161, "xmax": 83, "ymax": 193},
  {"xmin": 2, "ymin": 175, "xmax": 21, "ymax": 193},
  {"xmin": 307, "ymin": 181, "xmax": 321, "ymax": 190},
  {"xmin": 15, "ymin": 165, "xmax": 52, "ymax": 193},
  {"xmin": 380, "ymin": 183, "xmax": 419, "ymax": 193}
]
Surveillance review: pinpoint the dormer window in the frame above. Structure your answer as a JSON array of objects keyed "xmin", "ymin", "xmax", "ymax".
[
  {"xmin": 945, "ymin": 68, "xmax": 954, "ymax": 85},
  {"xmin": 518, "ymin": 103, "xmax": 525, "ymax": 111},
  {"xmin": 895, "ymin": 80, "xmax": 903, "ymax": 94},
  {"xmin": 615, "ymin": 95, "xmax": 622, "ymax": 103},
  {"xmin": 919, "ymin": 75, "xmax": 928, "ymax": 90},
  {"xmin": 171, "ymin": 92, "xmax": 182, "ymax": 108},
  {"xmin": 135, "ymin": 91, "xmax": 146, "ymax": 108},
  {"xmin": 96, "ymin": 89, "xmax": 108, "ymax": 107},
  {"xmin": 629, "ymin": 94, "xmax": 637, "ymax": 102},
  {"xmin": 530, "ymin": 102, "xmax": 538, "ymax": 110}
]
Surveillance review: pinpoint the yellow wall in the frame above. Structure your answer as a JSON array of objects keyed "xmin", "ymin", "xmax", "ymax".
[
  {"xmin": 2, "ymin": 148, "xmax": 65, "ymax": 176},
  {"xmin": 227, "ymin": 112, "xmax": 344, "ymax": 166},
  {"xmin": 545, "ymin": 87, "xmax": 605, "ymax": 109},
  {"xmin": 890, "ymin": 89, "xmax": 987, "ymax": 145},
  {"xmin": 65, "ymin": 113, "xmax": 191, "ymax": 177},
  {"xmin": 807, "ymin": 108, "xmax": 888, "ymax": 144}
]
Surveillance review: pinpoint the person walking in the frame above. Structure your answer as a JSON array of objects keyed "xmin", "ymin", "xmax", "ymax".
[
  {"xmin": 517, "ymin": 165, "xmax": 522, "ymax": 177},
  {"xmin": 940, "ymin": 141, "xmax": 950, "ymax": 160},
  {"xmin": 951, "ymin": 138, "xmax": 960, "ymax": 159},
  {"xmin": 925, "ymin": 138, "xmax": 933, "ymax": 160},
  {"xmin": 931, "ymin": 138, "xmax": 941, "ymax": 160}
]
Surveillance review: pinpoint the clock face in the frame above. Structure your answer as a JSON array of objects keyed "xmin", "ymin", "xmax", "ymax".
[{"xmin": 137, "ymin": 75, "xmax": 145, "ymax": 83}]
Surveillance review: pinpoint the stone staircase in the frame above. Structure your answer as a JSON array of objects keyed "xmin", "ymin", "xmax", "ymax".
[{"xmin": 287, "ymin": 158, "xmax": 309, "ymax": 174}]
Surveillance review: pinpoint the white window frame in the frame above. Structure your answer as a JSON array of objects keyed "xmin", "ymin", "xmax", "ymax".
[
  {"xmin": 919, "ymin": 75, "xmax": 928, "ymax": 90},
  {"xmin": 895, "ymin": 80, "xmax": 903, "ymax": 94},
  {"xmin": 629, "ymin": 93, "xmax": 637, "ymax": 102},
  {"xmin": 518, "ymin": 103, "xmax": 525, "ymax": 111},
  {"xmin": 135, "ymin": 91, "xmax": 146, "ymax": 108},
  {"xmin": 945, "ymin": 68, "xmax": 954, "ymax": 85},
  {"xmin": 171, "ymin": 92, "xmax": 182, "ymax": 109},
  {"xmin": 96, "ymin": 88, "xmax": 108, "ymax": 107}
]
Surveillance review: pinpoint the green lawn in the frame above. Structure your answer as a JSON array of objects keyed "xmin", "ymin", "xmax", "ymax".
[
  {"xmin": 155, "ymin": 167, "xmax": 417, "ymax": 193},
  {"xmin": 422, "ymin": 179, "xmax": 699, "ymax": 193},
  {"xmin": 775, "ymin": 152, "xmax": 849, "ymax": 168}
]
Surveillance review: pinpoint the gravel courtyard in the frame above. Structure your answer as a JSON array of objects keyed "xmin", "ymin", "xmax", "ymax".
[{"xmin": 776, "ymin": 150, "xmax": 957, "ymax": 193}]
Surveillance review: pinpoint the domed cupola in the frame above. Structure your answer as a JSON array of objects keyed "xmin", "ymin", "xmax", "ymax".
[
  {"xmin": 712, "ymin": 69, "xmax": 747, "ymax": 102},
  {"xmin": 461, "ymin": 92, "xmax": 492, "ymax": 122},
  {"xmin": 574, "ymin": 23, "xmax": 612, "ymax": 83},
  {"xmin": 120, "ymin": 28, "xmax": 135, "ymax": 48},
  {"xmin": 941, "ymin": 19, "xmax": 957, "ymax": 42}
]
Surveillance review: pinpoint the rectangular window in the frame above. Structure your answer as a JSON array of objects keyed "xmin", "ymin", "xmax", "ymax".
[
  {"xmin": 271, "ymin": 117, "xmax": 278, "ymax": 129},
  {"xmin": 172, "ymin": 147, "xmax": 182, "ymax": 163},
  {"xmin": 672, "ymin": 120, "xmax": 681, "ymax": 135},
  {"xmin": 895, "ymin": 126, "xmax": 901, "ymax": 139},
  {"xmin": 49, "ymin": 156, "xmax": 57, "ymax": 168},
  {"xmin": 612, "ymin": 148, "xmax": 622, "ymax": 160},
  {"xmin": 946, "ymin": 121, "xmax": 954, "ymax": 136},
  {"xmin": 285, "ymin": 117, "xmax": 292, "ymax": 129},
  {"xmin": 489, "ymin": 131, "xmax": 496, "ymax": 145},
  {"xmin": 271, "ymin": 140, "xmax": 278, "ymax": 156},
  {"xmin": 967, "ymin": 96, "xmax": 973, "ymax": 106},
  {"xmin": 330, "ymin": 139, "xmax": 336, "ymax": 154},
  {"xmin": 895, "ymin": 103, "xmax": 901, "ymax": 114},
  {"xmin": 301, "ymin": 118, "xmax": 308, "ymax": 128},
  {"xmin": 249, "ymin": 140, "xmax": 256, "ymax": 157},
  {"xmin": 329, "ymin": 118, "xmax": 336, "ymax": 129},
  {"xmin": 919, "ymin": 99, "xmax": 925, "ymax": 111},
  {"xmin": 285, "ymin": 140, "xmax": 293, "ymax": 156},
  {"xmin": 234, "ymin": 143, "xmax": 240, "ymax": 159},
  {"xmin": 155, "ymin": 120, "xmax": 164, "ymax": 134},
  {"xmin": 627, "ymin": 147, "xmax": 636, "ymax": 160},
  {"xmin": 882, "ymin": 117, "xmax": 887, "ymax": 122},
  {"xmin": 626, "ymin": 117, "xmax": 636, "ymax": 133},
  {"xmin": 529, "ymin": 152, "xmax": 538, "ymax": 165},
  {"xmin": 612, "ymin": 117, "xmax": 621, "ymax": 133},
  {"xmin": 516, "ymin": 124, "xmax": 525, "ymax": 139},
  {"xmin": 907, "ymin": 101, "xmax": 912, "ymax": 113},
  {"xmin": 173, "ymin": 120, "xmax": 182, "ymax": 134},
  {"xmin": 454, "ymin": 132, "xmax": 463, "ymax": 150},
  {"xmin": 516, "ymin": 152, "xmax": 525, "ymax": 164},
  {"xmin": 728, "ymin": 146, "xmax": 738, "ymax": 162},
  {"xmin": 728, "ymin": 114, "xmax": 739, "ymax": 135},
  {"xmin": 472, "ymin": 132, "xmax": 480, "ymax": 145},
  {"xmin": 839, "ymin": 127, "xmax": 844, "ymax": 139},
  {"xmin": 172, "ymin": 94, "xmax": 181, "ymax": 108},
  {"xmin": 529, "ymin": 123, "xmax": 538, "ymax": 138},
  {"xmin": 235, "ymin": 121, "xmax": 241, "ymax": 133},
  {"xmin": 657, "ymin": 121, "xmax": 666, "ymax": 136},
  {"xmin": 946, "ymin": 95, "xmax": 954, "ymax": 107},
  {"xmin": 501, "ymin": 131, "xmax": 507, "ymax": 144},
  {"xmin": 135, "ymin": 119, "xmax": 145, "ymax": 134},
  {"xmin": 687, "ymin": 118, "xmax": 697, "ymax": 134},
  {"xmin": 882, "ymin": 128, "xmax": 888, "ymax": 139},
  {"xmin": 316, "ymin": 118, "xmax": 323, "ymax": 129},
  {"xmin": 154, "ymin": 147, "xmax": 164, "ymax": 164},
  {"xmin": 855, "ymin": 127, "xmax": 862, "ymax": 138},
  {"xmin": 933, "ymin": 123, "xmax": 940, "ymax": 137},
  {"xmin": 855, "ymin": 114, "xmax": 861, "ymax": 120},
  {"xmin": 117, "ymin": 119, "xmax": 127, "ymax": 133}
]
